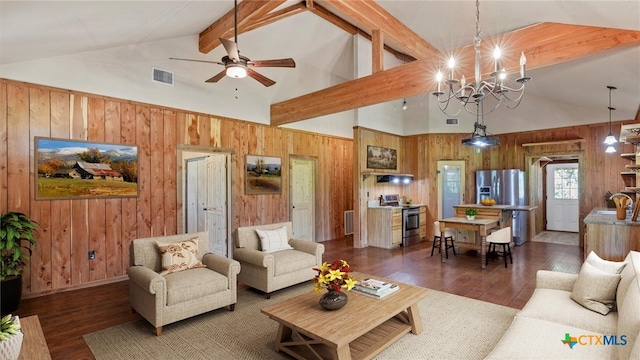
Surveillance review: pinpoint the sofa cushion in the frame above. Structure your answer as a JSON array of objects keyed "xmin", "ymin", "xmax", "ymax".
[
  {"xmin": 486, "ymin": 316, "xmax": 618, "ymax": 359},
  {"xmin": 256, "ymin": 226, "xmax": 294, "ymax": 253},
  {"xmin": 518, "ymin": 288, "xmax": 618, "ymax": 335},
  {"xmin": 272, "ymin": 249, "xmax": 316, "ymax": 277},
  {"xmin": 156, "ymin": 238, "xmax": 206, "ymax": 275},
  {"xmin": 586, "ymin": 251, "xmax": 627, "ymax": 274},
  {"xmin": 616, "ymin": 272, "xmax": 640, "ymax": 360},
  {"xmin": 165, "ymin": 267, "xmax": 228, "ymax": 306},
  {"xmin": 570, "ymin": 261, "xmax": 621, "ymax": 315}
]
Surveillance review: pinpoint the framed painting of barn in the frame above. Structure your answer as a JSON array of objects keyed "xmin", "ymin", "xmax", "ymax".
[
  {"xmin": 35, "ymin": 137, "xmax": 138, "ymax": 200},
  {"xmin": 245, "ymin": 154, "xmax": 282, "ymax": 194}
]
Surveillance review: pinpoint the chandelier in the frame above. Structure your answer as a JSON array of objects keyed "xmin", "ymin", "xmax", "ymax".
[
  {"xmin": 604, "ymin": 85, "xmax": 617, "ymax": 153},
  {"xmin": 432, "ymin": 0, "xmax": 532, "ymax": 117}
]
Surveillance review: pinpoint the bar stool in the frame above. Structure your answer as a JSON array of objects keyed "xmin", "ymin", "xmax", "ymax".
[
  {"xmin": 486, "ymin": 227, "xmax": 513, "ymax": 268},
  {"xmin": 432, "ymin": 221, "xmax": 456, "ymax": 258}
]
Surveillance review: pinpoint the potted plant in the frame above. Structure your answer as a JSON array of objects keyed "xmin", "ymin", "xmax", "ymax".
[
  {"xmin": 0, "ymin": 314, "xmax": 23, "ymax": 360},
  {"xmin": 465, "ymin": 207, "xmax": 478, "ymax": 221},
  {"xmin": 1, "ymin": 212, "xmax": 39, "ymax": 314}
]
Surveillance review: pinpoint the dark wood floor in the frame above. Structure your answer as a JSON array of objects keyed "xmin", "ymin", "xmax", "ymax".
[{"xmin": 16, "ymin": 236, "xmax": 584, "ymax": 360}]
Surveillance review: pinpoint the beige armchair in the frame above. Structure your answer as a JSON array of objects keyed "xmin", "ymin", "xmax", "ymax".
[
  {"xmin": 233, "ymin": 222, "xmax": 324, "ymax": 298},
  {"xmin": 128, "ymin": 232, "xmax": 240, "ymax": 336}
]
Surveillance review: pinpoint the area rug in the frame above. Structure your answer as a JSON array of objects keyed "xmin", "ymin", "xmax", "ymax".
[
  {"xmin": 531, "ymin": 231, "xmax": 579, "ymax": 246},
  {"xmin": 84, "ymin": 282, "xmax": 518, "ymax": 360}
]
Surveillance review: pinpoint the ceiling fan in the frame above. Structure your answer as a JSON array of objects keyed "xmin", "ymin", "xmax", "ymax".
[{"xmin": 171, "ymin": 0, "xmax": 295, "ymax": 87}]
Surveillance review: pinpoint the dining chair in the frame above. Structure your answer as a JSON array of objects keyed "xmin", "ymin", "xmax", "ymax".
[
  {"xmin": 485, "ymin": 227, "xmax": 513, "ymax": 268},
  {"xmin": 432, "ymin": 221, "xmax": 456, "ymax": 258}
]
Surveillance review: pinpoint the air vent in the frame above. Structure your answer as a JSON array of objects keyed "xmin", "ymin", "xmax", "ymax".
[
  {"xmin": 152, "ymin": 67, "xmax": 174, "ymax": 85},
  {"xmin": 445, "ymin": 118, "xmax": 459, "ymax": 126}
]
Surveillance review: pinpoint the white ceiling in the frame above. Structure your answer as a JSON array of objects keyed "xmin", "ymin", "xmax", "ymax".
[{"xmin": 1, "ymin": 1, "xmax": 639, "ymax": 137}]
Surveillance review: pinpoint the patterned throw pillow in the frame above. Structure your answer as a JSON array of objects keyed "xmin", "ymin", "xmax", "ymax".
[
  {"xmin": 156, "ymin": 238, "xmax": 206, "ymax": 275},
  {"xmin": 256, "ymin": 226, "xmax": 293, "ymax": 253}
]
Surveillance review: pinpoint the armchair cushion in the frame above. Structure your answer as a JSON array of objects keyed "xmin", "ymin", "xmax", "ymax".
[
  {"xmin": 165, "ymin": 267, "xmax": 229, "ymax": 306},
  {"xmin": 156, "ymin": 238, "xmax": 205, "ymax": 275},
  {"xmin": 256, "ymin": 226, "xmax": 294, "ymax": 253},
  {"xmin": 585, "ymin": 251, "xmax": 627, "ymax": 274},
  {"xmin": 272, "ymin": 249, "xmax": 317, "ymax": 277}
]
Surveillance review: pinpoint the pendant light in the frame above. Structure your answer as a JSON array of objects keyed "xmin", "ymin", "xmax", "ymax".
[{"xmin": 604, "ymin": 85, "xmax": 617, "ymax": 153}]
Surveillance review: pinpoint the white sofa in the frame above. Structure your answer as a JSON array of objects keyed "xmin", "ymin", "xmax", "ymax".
[{"xmin": 487, "ymin": 250, "xmax": 640, "ymax": 359}]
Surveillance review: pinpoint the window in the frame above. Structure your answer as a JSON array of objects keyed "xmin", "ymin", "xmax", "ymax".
[{"xmin": 553, "ymin": 168, "xmax": 579, "ymax": 200}]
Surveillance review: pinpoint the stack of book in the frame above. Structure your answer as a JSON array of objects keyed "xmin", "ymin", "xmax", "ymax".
[{"xmin": 351, "ymin": 278, "xmax": 400, "ymax": 299}]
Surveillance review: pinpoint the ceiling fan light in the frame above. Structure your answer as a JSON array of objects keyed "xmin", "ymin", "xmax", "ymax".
[
  {"xmin": 226, "ymin": 65, "xmax": 247, "ymax": 78},
  {"xmin": 603, "ymin": 134, "xmax": 618, "ymax": 145}
]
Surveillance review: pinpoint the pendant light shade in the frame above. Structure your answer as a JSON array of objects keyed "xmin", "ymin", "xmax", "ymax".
[{"xmin": 603, "ymin": 85, "xmax": 617, "ymax": 151}]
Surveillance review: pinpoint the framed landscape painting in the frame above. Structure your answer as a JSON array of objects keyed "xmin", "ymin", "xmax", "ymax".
[
  {"xmin": 35, "ymin": 137, "xmax": 138, "ymax": 200},
  {"xmin": 366, "ymin": 145, "xmax": 397, "ymax": 170},
  {"xmin": 245, "ymin": 155, "xmax": 282, "ymax": 194}
]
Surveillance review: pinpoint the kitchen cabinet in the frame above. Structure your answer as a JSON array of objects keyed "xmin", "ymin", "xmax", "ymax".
[
  {"xmin": 419, "ymin": 206, "xmax": 427, "ymax": 240},
  {"xmin": 367, "ymin": 207, "xmax": 402, "ymax": 249},
  {"xmin": 620, "ymin": 124, "xmax": 640, "ymax": 196},
  {"xmin": 584, "ymin": 208, "xmax": 640, "ymax": 261}
]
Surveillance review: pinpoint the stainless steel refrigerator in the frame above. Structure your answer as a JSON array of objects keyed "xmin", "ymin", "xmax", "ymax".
[{"xmin": 476, "ymin": 169, "xmax": 528, "ymax": 245}]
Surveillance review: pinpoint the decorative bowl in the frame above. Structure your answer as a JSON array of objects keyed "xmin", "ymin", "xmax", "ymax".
[{"xmin": 481, "ymin": 199, "xmax": 496, "ymax": 206}]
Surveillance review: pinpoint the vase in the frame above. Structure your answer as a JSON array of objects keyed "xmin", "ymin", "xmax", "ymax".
[
  {"xmin": 319, "ymin": 289, "xmax": 348, "ymax": 310},
  {"xmin": 0, "ymin": 316, "xmax": 23, "ymax": 360},
  {"xmin": 466, "ymin": 215, "xmax": 475, "ymax": 221}
]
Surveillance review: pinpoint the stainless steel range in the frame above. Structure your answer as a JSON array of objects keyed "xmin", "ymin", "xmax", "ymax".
[{"xmin": 379, "ymin": 194, "xmax": 422, "ymax": 247}]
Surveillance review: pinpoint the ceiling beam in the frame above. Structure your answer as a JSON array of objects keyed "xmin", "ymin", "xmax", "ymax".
[
  {"xmin": 322, "ymin": 0, "xmax": 440, "ymax": 60},
  {"xmin": 271, "ymin": 23, "xmax": 640, "ymax": 126},
  {"xmin": 199, "ymin": 0, "xmax": 286, "ymax": 54}
]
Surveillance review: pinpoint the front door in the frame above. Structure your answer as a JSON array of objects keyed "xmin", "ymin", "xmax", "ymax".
[
  {"xmin": 290, "ymin": 157, "xmax": 316, "ymax": 241},
  {"xmin": 546, "ymin": 163, "xmax": 579, "ymax": 232}
]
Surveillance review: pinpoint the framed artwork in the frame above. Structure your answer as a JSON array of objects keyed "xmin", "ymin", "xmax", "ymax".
[
  {"xmin": 245, "ymin": 155, "xmax": 282, "ymax": 194},
  {"xmin": 35, "ymin": 137, "xmax": 138, "ymax": 200},
  {"xmin": 366, "ymin": 145, "xmax": 397, "ymax": 170}
]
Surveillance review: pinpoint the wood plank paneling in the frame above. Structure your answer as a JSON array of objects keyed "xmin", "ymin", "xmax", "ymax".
[
  {"xmin": 3, "ymin": 79, "xmax": 353, "ymax": 298},
  {"xmin": 29, "ymin": 88, "xmax": 52, "ymax": 294},
  {"xmin": 0, "ymin": 82, "xmax": 7, "ymax": 213},
  {"xmin": 49, "ymin": 91, "xmax": 71, "ymax": 289}
]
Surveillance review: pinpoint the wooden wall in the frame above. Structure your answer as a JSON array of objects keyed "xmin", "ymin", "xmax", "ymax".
[{"xmin": 0, "ymin": 79, "xmax": 353, "ymax": 298}]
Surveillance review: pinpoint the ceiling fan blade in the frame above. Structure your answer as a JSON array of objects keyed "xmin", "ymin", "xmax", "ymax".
[
  {"xmin": 170, "ymin": 57, "xmax": 225, "ymax": 66},
  {"xmin": 205, "ymin": 69, "xmax": 227, "ymax": 83},
  {"xmin": 219, "ymin": 38, "xmax": 240, "ymax": 62},
  {"xmin": 248, "ymin": 58, "xmax": 296, "ymax": 68},
  {"xmin": 247, "ymin": 68, "xmax": 276, "ymax": 87}
]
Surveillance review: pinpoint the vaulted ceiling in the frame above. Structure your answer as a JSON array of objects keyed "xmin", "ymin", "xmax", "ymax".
[{"xmin": 1, "ymin": 1, "xmax": 639, "ymax": 136}]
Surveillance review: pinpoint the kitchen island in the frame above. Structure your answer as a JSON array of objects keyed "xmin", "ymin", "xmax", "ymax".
[
  {"xmin": 584, "ymin": 208, "xmax": 640, "ymax": 261},
  {"xmin": 452, "ymin": 204, "xmax": 537, "ymax": 244}
]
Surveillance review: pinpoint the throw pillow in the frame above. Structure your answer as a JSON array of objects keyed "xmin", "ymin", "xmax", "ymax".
[
  {"xmin": 570, "ymin": 261, "xmax": 621, "ymax": 315},
  {"xmin": 156, "ymin": 238, "xmax": 206, "ymax": 275},
  {"xmin": 585, "ymin": 251, "xmax": 627, "ymax": 274},
  {"xmin": 256, "ymin": 226, "xmax": 293, "ymax": 253}
]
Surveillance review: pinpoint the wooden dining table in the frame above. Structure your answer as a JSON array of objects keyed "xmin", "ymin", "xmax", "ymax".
[{"xmin": 438, "ymin": 217, "xmax": 500, "ymax": 269}]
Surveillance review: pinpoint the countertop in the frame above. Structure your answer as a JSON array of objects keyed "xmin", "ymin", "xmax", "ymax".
[
  {"xmin": 453, "ymin": 204, "xmax": 538, "ymax": 211},
  {"xmin": 584, "ymin": 208, "xmax": 640, "ymax": 226},
  {"xmin": 368, "ymin": 204, "xmax": 426, "ymax": 210}
]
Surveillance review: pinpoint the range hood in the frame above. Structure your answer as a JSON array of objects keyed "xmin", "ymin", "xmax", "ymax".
[{"xmin": 376, "ymin": 174, "xmax": 414, "ymax": 184}]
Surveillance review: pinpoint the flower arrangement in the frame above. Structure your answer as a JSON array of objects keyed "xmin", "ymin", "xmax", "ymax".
[{"xmin": 313, "ymin": 259, "xmax": 357, "ymax": 293}]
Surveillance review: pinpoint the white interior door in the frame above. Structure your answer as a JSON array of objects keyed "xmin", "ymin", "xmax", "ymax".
[
  {"xmin": 183, "ymin": 151, "xmax": 230, "ymax": 257},
  {"xmin": 290, "ymin": 157, "xmax": 315, "ymax": 241},
  {"xmin": 546, "ymin": 163, "xmax": 579, "ymax": 232},
  {"xmin": 205, "ymin": 155, "xmax": 228, "ymax": 256}
]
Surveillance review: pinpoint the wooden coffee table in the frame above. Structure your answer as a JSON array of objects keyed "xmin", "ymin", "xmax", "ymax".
[{"xmin": 261, "ymin": 274, "xmax": 429, "ymax": 360}]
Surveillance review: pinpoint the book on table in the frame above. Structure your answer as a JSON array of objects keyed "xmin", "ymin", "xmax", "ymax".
[
  {"xmin": 354, "ymin": 278, "xmax": 393, "ymax": 292},
  {"xmin": 352, "ymin": 283, "xmax": 399, "ymax": 299}
]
